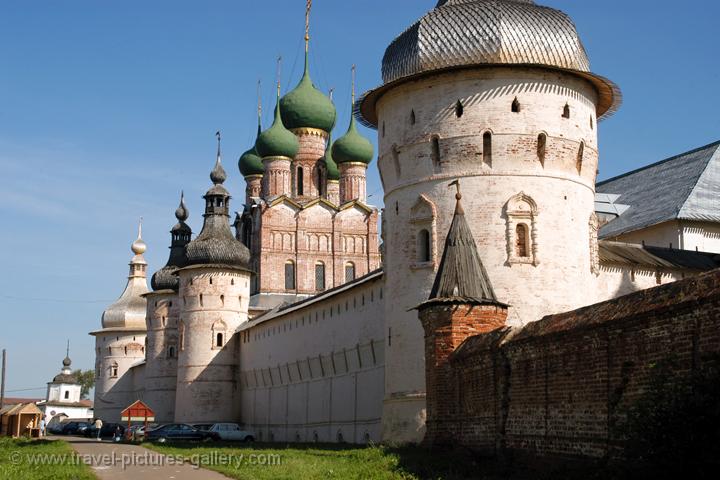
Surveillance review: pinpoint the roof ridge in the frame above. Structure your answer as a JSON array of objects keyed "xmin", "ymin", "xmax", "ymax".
[{"xmin": 597, "ymin": 140, "xmax": 720, "ymax": 187}]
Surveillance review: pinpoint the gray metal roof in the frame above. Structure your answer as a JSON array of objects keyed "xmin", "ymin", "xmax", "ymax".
[
  {"xmin": 422, "ymin": 192, "xmax": 503, "ymax": 307},
  {"xmin": 597, "ymin": 141, "xmax": 720, "ymax": 239},
  {"xmin": 599, "ymin": 240, "xmax": 720, "ymax": 272}
]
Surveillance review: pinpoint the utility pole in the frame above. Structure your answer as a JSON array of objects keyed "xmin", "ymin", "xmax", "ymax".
[{"xmin": 1, "ymin": 349, "xmax": 6, "ymax": 409}]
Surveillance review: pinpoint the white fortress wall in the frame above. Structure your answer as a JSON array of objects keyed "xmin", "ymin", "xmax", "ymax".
[{"xmin": 237, "ymin": 271, "xmax": 385, "ymax": 443}]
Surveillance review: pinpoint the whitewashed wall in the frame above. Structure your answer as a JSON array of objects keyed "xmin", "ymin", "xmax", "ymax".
[{"xmin": 237, "ymin": 273, "xmax": 385, "ymax": 443}]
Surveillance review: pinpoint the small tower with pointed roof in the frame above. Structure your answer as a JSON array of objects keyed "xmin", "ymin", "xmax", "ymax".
[
  {"xmin": 91, "ymin": 221, "xmax": 149, "ymax": 422},
  {"xmin": 46, "ymin": 343, "xmax": 82, "ymax": 406},
  {"xmin": 174, "ymin": 134, "xmax": 252, "ymax": 423},
  {"xmin": 416, "ymin": 181, "xmax": 508, "ymax": 446},
  {"xmin": 333, "ymin": 65, "xmax": 373, "ymax": 204},
  {"xmin": 239, "ymin": 82, "xmax": 266, "ymax": 204},
  {"xmin": 143, "ymin": 192, "xmax": 192, "ymax": 423}
]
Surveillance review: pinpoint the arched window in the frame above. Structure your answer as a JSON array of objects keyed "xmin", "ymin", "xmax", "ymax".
[
  {"xmin": 297, "ymin": 168, "xmax": 304, "ymax": 196},
  {"xmin": 515, "ymin": 224, "xmax": 529, "ymax": 258},
  {"xmin": 285, "ymin": 261, "xmax": 296, "ymax": 290},
  {"xmin": 576, "ymin": 141, "xmax": 585, "ymax": 174},
  {"xmin": 562, "ymin": 103, "xmax": 571, "ymax": 119},
  {"xmin": 64, "ymin": 390, "xmax": 70, "ymax": 399},
  {"xmin": 455, "ymin": 100, "xmax": 464, "ymax": 118},
  {"xmin": 315, "ymin": 262, "xmax": 326, "ymax": 292},
  {"xmin": 345, "ymin": 262, "xmax": 356, "ymax": 283},
  {"xmin": 483, "ymin": 132, "xmax": 492, "ymax": 167},
  {"xmin": 512, "ymin": 97, "xmax": 521, "ymax": 113},
  {"xmin": 410, "ymin": 109, "xmax": 416, "ymax": 125},
  {"xmin": 537, "ymin": 133, "xmax": 547, "ymax": 166},
  {"xmin": 418, "ymin": 229, "xmax": 431, "ymax": 262},
  {"xmin": 431, "ymin": 136, "xmax": 440, "ymax": 168},
  {"xmin": 216, "ymin": 333, "xmax": 224, "ymax": 348},
  {"xmin": 167, "ymin": 345, "xmax": 176, "ymax": 358}
]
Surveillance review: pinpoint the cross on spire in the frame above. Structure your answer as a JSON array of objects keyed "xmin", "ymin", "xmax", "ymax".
[
  {"xmin": 305, "ymin": 0, "xmax": 312, "ymax": 51},
  {"xmin": 276, "ymin": 55, "xmax": 283, "ymax": 97},
  {"xmin": 351, "ymin": 64, "xmax": 357, "ymax": 104}
]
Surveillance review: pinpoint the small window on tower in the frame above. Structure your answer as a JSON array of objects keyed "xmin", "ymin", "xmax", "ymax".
[
  {"xmin": 418, "ymin": 229, "xmax": 431, "ymax": 263},
  {"xmin": 455, "ymin": 100, "xmax": 464, "ymax": 118},
  {"xmin": 431, "ymin": 136, "xmax": 441, "ymax": 168},
  {"xmin": 345, "ymin": 262, "xmax": 356, "ymax": 283},
  {"xmin": 110, "ymin": 363, "xmax": 118, "ymax": 378},
  {"xmin": 562, "ymin": 103, "xmax": 571, "ymax": 119},
  {"xmin": 516, "ymin": 223, "xmax": 530, "ymax": 258},
  {"xmin": 216, "ymin": 333, "xmax": 224, "ymax": 348},
  {"xmin": 537, "ymin": 133, "xmax": 547, "ymax": 166},
  {"xmin": 410, "ymin": 109, "xmax": 416, "ymax": 125},
  {"xmin": 297, "ymin": 168, "xmax": 304, "ymax": 196},
  {"xmin": 168, "ymin": 346, "xmax": 176, "ymax": 358},
  {"xmin": 512, "ymin": 97, "xmax": 521, "ymax": 113},
  {"xmin": 285, "ymin": 261, "xmax": 296, "ymax": 290},
  {"xmin": 576, "ymin": 141, "xmax": 585, "ymax": 174},
  {"xmin": 483, "ymin": 132, "xmax": 493, "ymax": 167},
  {"xmin": 64, "ymin": 391, "xmax": 69, "ymax": 399}
]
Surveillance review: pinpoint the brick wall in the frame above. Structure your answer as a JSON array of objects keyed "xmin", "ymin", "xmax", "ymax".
[{"xmin": 423, "ymin": 268, "xmax": 720, "ymax": 459}]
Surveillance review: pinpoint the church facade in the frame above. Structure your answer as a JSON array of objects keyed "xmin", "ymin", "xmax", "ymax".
[{"xmin": 92, "ymin": 0, "xmax": 720, "ymax": 444}]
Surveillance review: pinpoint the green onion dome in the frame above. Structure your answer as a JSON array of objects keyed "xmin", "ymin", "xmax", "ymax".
[
  {"xmin": 280, "ymin": 53, "xmax": 336, "ymax": 133},
  {"xmin": 332, "ymin": 112, "xmax": 374, "ymax": 165},
  {"xmin": 323, "ymin": 134, "xmax": 340, "ymax": 181},
  {"xmin": 255, "ymin": 91, "xmax": 299, "ymax": 159},
  {"xmin": 239, "ymin": 124, "xmax": 265, "ymax": 176}
]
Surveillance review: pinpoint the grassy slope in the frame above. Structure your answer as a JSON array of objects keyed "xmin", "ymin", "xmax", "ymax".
[
  {"xmin": 0, "ymin": 437, "xmax": 95, "ymax": 480},
  {"xmin": 144, "ymin": 442, "xmax": 495, "ymax": 480}
]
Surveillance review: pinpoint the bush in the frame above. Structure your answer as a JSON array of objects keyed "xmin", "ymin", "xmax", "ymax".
[{"xmin": 618, "ymin": 356, "xmax": 720, "ymax": 479}]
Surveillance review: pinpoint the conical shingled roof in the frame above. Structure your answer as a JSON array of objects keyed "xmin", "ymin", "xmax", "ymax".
[{"xmin": 424, "ymin": 185, "xmax": 504, "ymax": 306}]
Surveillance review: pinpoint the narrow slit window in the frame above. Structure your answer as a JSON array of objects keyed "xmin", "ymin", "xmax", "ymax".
[
  {"xmin": 418, "ymin": 229, "xmax": 431, "ymax": 262},
  {"xmin": 216, "ymin": 333, "xmax": 224, "ymax": 348},
  {"xmin": 285, "ymin": 261, "xmax": 296, "ymax": 290},
  {"xmin": 315, "ymin": 262, "xmax": 326, "ymax": 292},
  {"xmin": 562, "ymin": 103, "xmax": 571, "ymax": 119},
  {"xmin": 512, "ymin": 97, "xmax": 521, "ymax": 113},
  {"xmin": 537, "ymin": 133, "xmax": 547, "ymax": 165},
  {"xmin": 431, "ymin": 136, "xmax": 440, "ymax": 167},
  {"xmin": 576, "ymin": 141, "xmax": 585, "ymax": 174},
  {"xmin": 483, "ymin": 132, "xmax": 492, "ymax": 166},
  {"xmin": 410, "ymin": 109, "xmax": 416, "ymax": 125},
  {"xmin": 516, "ymin": 224, "xmax": 529, "ymax": 258},
  {"xmin": 455, "ymin": 100, "xmax": 464, "ymax": 118},
  {"xmin": 297, "ymin": 168, "xmax": 304, "ymax": 196}
]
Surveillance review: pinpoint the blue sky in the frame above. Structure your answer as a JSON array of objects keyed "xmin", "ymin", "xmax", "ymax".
[{"xmin": 1, "ymin": 0, "xmax": 718, "ymax": 396}]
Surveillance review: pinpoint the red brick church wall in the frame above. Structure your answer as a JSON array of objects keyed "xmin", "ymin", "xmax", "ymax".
[{"xmin": 422, "ymin": 268, "xmax": 720, "ymax": 458}]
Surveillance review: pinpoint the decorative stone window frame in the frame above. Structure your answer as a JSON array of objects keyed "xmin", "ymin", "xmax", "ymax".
[
  {"xmin": 110, "ymin": 362, "xmax": 119, "ymax": 378},
  {"xmin": 410, "ymin": 194, "xmax": 437, "ymax": 269},
  {"xmin": 212, "ymin": 319, "xmax": 228, "ymax": 350},
  {"xmin": 505, "ymin": 192, "xmax": 539, "ymax": 266}
]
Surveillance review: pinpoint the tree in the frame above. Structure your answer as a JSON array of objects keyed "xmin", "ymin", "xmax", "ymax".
[{"xmin": 71, "ymin": 369, "xmax": 95, "ymax": 399}]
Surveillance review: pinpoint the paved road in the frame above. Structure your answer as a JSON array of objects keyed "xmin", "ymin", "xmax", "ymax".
[{"xmin": 61, "ymin": 436, "xmax": 229, "ymax": 479}]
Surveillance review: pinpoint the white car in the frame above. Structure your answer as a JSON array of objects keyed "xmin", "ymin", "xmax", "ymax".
[{"xmin": 207, "ymin": 423, "xmax": 255, "ymax": 442}]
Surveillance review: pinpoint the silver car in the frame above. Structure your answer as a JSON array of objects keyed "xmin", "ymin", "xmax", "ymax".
[{"xmin": 207, "ymin": 423, "xmax": 255, "ymax": 442}]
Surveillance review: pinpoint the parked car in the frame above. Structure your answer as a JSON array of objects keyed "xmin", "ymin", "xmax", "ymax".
[
  {"xmin": 191, "ymin": 423, "xmax": 213, "ymax": 432},
  {"xmin": 206, "ymin": 423, "xmax": 255, "ymax": 442},
  {"xmin": 58, "ymin": 421, "xmax": 90, "ymax": 436},
  {"xmin": 84, "ymin": 423, "xmax": 126, "ymax": 439},
  {"xmin": 145, "ymin": 424, "xmax": 220, "ymax": 443},
  {"xmin": 127, "ymin": 425, "xmax": 147, "ymax": 441}
]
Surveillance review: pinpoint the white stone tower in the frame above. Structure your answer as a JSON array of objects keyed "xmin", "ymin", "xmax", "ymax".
[
  {"xmin": 174, "ymin": 134, "xmax": 252, "ymax": 423},
  {"xmin": 91, "ymin": 222, "xmax": 149, "ymax": 421},
  {"xmin": 143, "ymin": 193, "xmax": 192, "ymax": 423},
  {"xmin": 357, "ymin": 0, "xmax": 621, "ymax": 443}
]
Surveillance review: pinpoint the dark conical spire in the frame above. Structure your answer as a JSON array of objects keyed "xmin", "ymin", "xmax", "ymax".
[{"xmin": 426, "ymin": 180, "xmax": 501, "ymax": 305}]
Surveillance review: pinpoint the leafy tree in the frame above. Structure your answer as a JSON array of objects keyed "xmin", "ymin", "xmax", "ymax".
[{"xmin": 71, "ymin": 369, "xmax": 95, "ymax": 399}]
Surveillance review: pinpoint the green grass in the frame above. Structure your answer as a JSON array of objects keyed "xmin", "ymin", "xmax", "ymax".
[
  {"xmin": 144, "ymin": 441, "xmax": 499, "ymax": 479},
  {"xmin": 0, "ymin": 437, "xmax": 95, "ymax": 480}
]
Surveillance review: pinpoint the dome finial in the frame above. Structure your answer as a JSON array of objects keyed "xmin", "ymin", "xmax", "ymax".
[
  {"xmin": 63, "ymin": 339, "xmax": 71, "ymax": 367},
  {"xmin": 210, "ymin": 131, "xmax": 227, "ymax": 185},
  {"xmin": 449, "ymin": 179, "xmax": 464, "ymax": 214},
  {"xmin": 175, "ymin": 191, "xmax": 189, "ymax": 221},
  {"xmin": 131, "ymin": 217, "xmax": 147, "ymax": 254}
]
